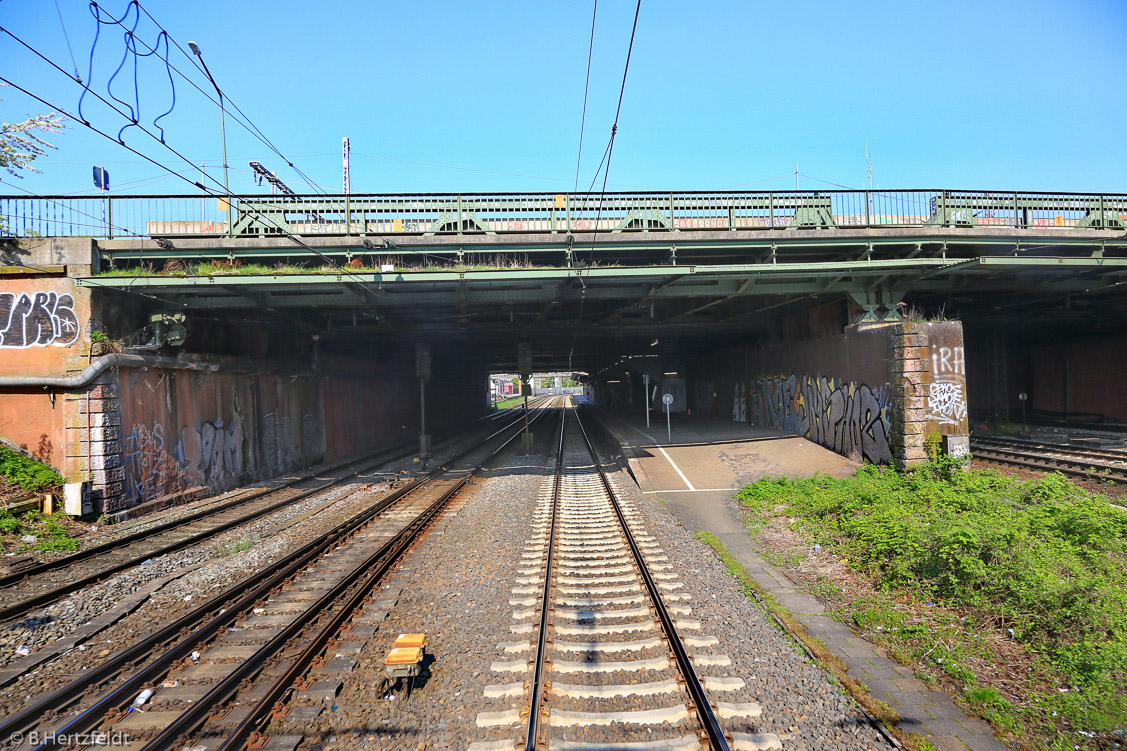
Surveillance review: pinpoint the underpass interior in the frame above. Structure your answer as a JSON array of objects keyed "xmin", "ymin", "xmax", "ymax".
[{"xmin": 3, "ymin": 214, "xmax": 1127, "ymax": 514}]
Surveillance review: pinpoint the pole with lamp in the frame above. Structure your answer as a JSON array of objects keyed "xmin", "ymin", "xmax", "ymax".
[{"xmin": 187, "ymin": 41, "xmax": 231, "ymax": 236}]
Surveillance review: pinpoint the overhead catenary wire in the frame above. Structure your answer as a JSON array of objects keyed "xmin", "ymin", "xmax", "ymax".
[
  {"xmin": 584, "ymin": 0, "xmax": 643, "ymax": 274},
  {"xmin": 52, "ymin": 0, "xmax": 81, "ymax": 81},
  {"xmin": 574, "ymin": 1, "xmax": 598, "ymax": 193},
  {"xmin": 0, "ymin": 75, "xmax": 386, "ymax": 302},
  {"xmin": 130, "ymin": 0, "xmax": 326, "ymax": 195},
  {"xmin": 0, "ymin": 178, "xmax": 191, "ymax": 309},
  {"xmin": 68, "ymin": 2, "xmax": 326, "ymax": 195}
]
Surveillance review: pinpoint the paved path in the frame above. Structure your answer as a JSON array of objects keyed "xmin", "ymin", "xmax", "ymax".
[{"xmin": 599, "ymin": 410, "xmax": 1008, "ymax": 751}]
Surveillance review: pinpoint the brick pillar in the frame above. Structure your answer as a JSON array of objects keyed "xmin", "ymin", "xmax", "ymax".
[
  {"xmin": 64, "ymin": 355, "xmax": 126, "ymax": 513},
  {"xmin": 890, "ymin": 323, "xmax": 931, "ymax": 467},
  {"xmin": 890, "ymin": 320, "xmax": 971, "ymax": 467}
]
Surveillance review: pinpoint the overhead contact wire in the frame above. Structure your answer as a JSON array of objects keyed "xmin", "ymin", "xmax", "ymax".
[
  {"xmin": 574, "ymin": 1, "xmax": 598, "ymax": 194},
  {"xmin": 0, "ymin": 75, "xmax": 383, "ymax": 301},
  {"xmin": 585, "ymin": 0, "xmax": 642, "ymax": 274}
]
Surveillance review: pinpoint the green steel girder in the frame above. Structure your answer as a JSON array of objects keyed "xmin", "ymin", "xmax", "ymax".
[
  {"xmin": 75, "ymin": 255, "xmax": 1127, "ymax": 318},
  {"xmin": 96, "ymin": 232, "xmax": 1124, "ymax": 263},
  {"xmin": 78, "ymin": 256, "xmax": 1127, "ymax": 298},
  {"xmin": 424, "ymin": 210, "xmax": 494, "ymax": 236},
  {"xmin": 97, "ymin": 275, "xmax": 1107, "ymax": 312},
  {"xmin": 848, "ymin": 289, "xmax": 906, "ymax": 322},
  {"xmin": 787, "ymin": 198, "xmax": 836, "ymax": 230},
  {"xmin": 614, "ymin": 209, "xmax": 673, "ymax": 233},
  {"xmin": 926, "ymin": 194, "xmax": 1127, "ymax": 228}
]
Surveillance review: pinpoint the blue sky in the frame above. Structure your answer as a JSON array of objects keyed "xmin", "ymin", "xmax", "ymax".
[{"xmin": 2, "ymin": 0, "xmax": 1125, "ymax": 197}]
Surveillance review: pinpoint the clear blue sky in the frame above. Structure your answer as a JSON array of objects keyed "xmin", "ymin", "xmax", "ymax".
[{"xmin": 3, "ymin": 0, "xmax": 1125, "ymax": 197}]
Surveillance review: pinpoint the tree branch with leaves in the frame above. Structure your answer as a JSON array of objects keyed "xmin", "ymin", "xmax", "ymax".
[{"xmin": 0, "ymin": 84, "xmax": 66, "ymax": 178}]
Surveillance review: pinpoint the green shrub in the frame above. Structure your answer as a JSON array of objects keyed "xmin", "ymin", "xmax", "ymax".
[
  {"xmin": 0, "ymin": 446, "xmax": 62, "ymax": 491},
  {"xmin": 738, "ymin": 462, "xmax": 1127, "ymax": 732}
]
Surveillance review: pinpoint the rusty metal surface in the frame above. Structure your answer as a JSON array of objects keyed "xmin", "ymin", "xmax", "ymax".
[{"xmin": 117, "ymin": 369, "xmax": 322, "ymax": 505}]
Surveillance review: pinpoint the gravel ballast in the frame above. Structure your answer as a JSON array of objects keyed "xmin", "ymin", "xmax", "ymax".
[{"xmin": 300, "ymin": 418, "xmax": 891, "ymax": 750}]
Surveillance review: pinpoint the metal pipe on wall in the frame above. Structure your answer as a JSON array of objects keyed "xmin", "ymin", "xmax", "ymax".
[{"xmin": 0, "ymin": 354, "xmax": 312, "ymax": 390}]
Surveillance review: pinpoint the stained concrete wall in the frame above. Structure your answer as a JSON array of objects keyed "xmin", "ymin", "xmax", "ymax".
[
  {"xmin": 320, "ymin": 348, "xmax": 488, "ymax": 462},
  {"xmin": 114, "ymin": 369, "xmax": 323, "ymax": 506},
  {"xmin": 0, "ymin": 239, "xmax": 489, "ymax": 514},
  {"xmin": 691, "ymin": 319, "xmax": 969, "ymax": 466},
  {"xmin": 1029, "ymin": 338, "xmax": 1127, "ymax": 422}
]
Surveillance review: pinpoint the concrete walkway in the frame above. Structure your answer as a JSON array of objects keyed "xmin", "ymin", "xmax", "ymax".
[{"xmin": 599, "ymin": 409, "xmax": 1008, "ymax": 751}]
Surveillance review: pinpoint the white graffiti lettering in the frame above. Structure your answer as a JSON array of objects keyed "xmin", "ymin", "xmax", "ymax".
[
  {"xmin": 930, "ymin": 345, "xmax": 965, "ymax": 375},
  {"xmin": 0, "ymin": 291, "xmax": 80, "ymax": 348},
  {"xmin": 925, "ymin": 378, "xmax": 968, "ymax": 426}
]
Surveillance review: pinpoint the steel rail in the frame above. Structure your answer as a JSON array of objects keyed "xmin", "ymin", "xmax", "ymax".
[
  {"xmin": 2, "ymin": 400, "xmax": 554, "ymax": 744},
  {"xmin": 8, "ymin": 473, "xmax": 426, "ymax": 747},
  {"xmin": 571, "ymin": 405, "xmax": 732, "ymax": 751},
  {"xmin": 209, "ymin": 396, "xmax": 563, "ymax": 751},
  {"xmin": 143, "ymin": 475, "xmax": 469, "ymax": 751},
  {"xmin": 0, "ymin": 399, "xmax": 542, "ymax": 623},
  {"xmin": 972, "ymin": 435, "xmax": 1127, "ymax": 462},
  {"xmin": 971, "ymin": 445, "xmax": 1127, "ymax": 481},
  {"xmin": 0, "ymin": 460, "xmax": 382, "ymax": 623},
  {"xmin": 523, "ymin": 403, "xmax": 566, "ymax": 750},
  {"xmin": 0, "ymin": 448, "xmax": 386, "ymax": 588}
]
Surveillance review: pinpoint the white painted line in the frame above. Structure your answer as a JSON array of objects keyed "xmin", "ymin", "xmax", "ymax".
[
  {"xmin": 641, "ymin": 488, "xmax": 733, "ymax": 494},
  {"xmin": 655, "ymin": 444, "xmax": 696, "ymax": 490},
  {"xmin": 604, "ymin": 413, "xmax": 697, "ymax": 491}
]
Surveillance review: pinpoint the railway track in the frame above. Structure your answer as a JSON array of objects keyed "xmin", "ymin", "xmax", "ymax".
[
  {"xmin": 0, "ymin": 398, "xmax": 547, "ymax": 624},
  {"xmin": 0, "ymin": 396, "xmax": 561, "ymax": 750},
  {"xmin": 471, "ymin": 403, "xmax": 779, "ymax": 751},
  {"xmin": 971, "ymin": 435, "xmax": 1127, "ymax": 482}
]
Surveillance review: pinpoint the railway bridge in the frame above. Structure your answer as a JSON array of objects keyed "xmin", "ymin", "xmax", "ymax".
[{"xmin": 2, "ymin": 187, "xmax": 1126, "ymax": 513}]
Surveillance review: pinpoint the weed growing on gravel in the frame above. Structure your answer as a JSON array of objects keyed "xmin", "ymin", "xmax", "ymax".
[
  {"xmin": 213, "ymin": 536, "xmax": 259, "ymax": 558},
  {"xmin": 0, "ymin": 446, "xmax": 62, "ymax": 492},
  {"xmin": 738, "ymin": 461, "xmax": 1127, "ymax": 742}
]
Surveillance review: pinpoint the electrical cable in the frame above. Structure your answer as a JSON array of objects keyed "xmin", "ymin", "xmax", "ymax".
[
  {"xmin": 584, "ymin": 0, "xmax": 642, "ymax": 273},
  {"xmin": 78, "ymin": 1, "xmax": 325, "ymax": 195},
  {"xmin": 130, "ymin": 0, "xmax": 326, "ymax": 195},
  {"xmin": 350, "ymin": 150, "xmax": 660, "ymax": 190},
  {"xmin": 53, "ymin": 0, "xmax": 81, "ymax": 81},
  {"xmin": 0, "ymin": 75, "xmax": 385, "ymax": 302},
  {"xmin": 574, "ymin": 1, "xmax": 598, "ymax": 193},
  {"xmin": 1, "ymin": 178, "xmax": 189, "ymax": 308}
]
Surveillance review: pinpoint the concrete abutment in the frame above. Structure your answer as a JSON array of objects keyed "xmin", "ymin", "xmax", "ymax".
[{"xmin": 0, "ymin": 239, "xmax": 488, "ymax": 514}]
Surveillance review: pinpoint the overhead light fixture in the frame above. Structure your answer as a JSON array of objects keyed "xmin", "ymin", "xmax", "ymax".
[
  {"xmin": 664, "ymin": 372, "xmax": 677, "ymax": 375},
  {"xmin": 650, "ymin": 338, "xmax": 659, "ymax": 347},
  {"xmin": 606, "ymin": 380, "xmax": 621, "ymax": 383}
]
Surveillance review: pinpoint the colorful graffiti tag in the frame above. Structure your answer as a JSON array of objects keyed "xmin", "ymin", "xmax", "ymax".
[
  {"xmin": 0, "ymin": 291, "xmax": 80, "ymax": 348},
  {"xmin": 744, "ymin": 374, "xmax": 893, "ymax": 464}
]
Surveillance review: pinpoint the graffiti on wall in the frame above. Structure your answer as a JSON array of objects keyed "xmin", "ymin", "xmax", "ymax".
[
  {"xmin": 190, "ymin": 419, "xmax": 245, "ymax": 485},
  {"xmin": 744, "ymin": 374, "xmax": 893, "ymax": 464},
  {"xmin": 123, "ymin": 423, "xmax": 179, "ymax": 502},
  {"xmin": 123, "ymin": 418, "xmax": 247, "ymax": 503},
  {"xmin": 261, "ymin": 413, "xmax": 316, "ymax": 473},
  {"xmin": 0, "ymin": 291, "xmax": 80, "ymax": 348},
  {"xmin": 926, "ymin": 345, "xmax": 968, "ymax": 427}
]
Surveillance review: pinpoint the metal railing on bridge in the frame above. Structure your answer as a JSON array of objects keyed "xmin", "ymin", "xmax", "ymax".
[{"xmin": 2, "ymin": 189, "xmax": 1125, "ymax": 240}]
